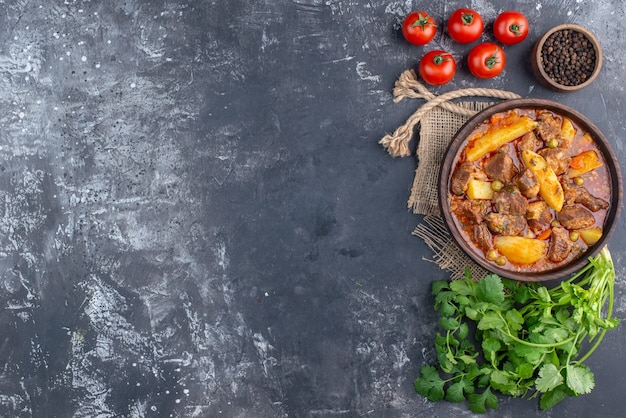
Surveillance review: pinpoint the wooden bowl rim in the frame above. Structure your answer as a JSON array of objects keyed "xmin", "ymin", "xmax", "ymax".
[
  {"xmin": 438, "ymin": 98, "xmax": 623, "ymax": 282},
  {"xmin": 532, "ymin": 24, "xmax": 603, "ymax": 93}
]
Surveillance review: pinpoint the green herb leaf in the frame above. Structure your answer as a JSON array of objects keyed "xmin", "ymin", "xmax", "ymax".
[
  {"xmin": 457, "ymin": 322, "xmax": 469, "ymax": 340},
  {"xmin": 439, "ymin": 316, "xmax": 459, "ymax": 331},
  {"xmin": 414, "ymin": 365, "xmax": 445, "ymax": 401},
  {"xmin": 468, "ymin": 388, "xmax": 499, "ymax": 413},
  {"xmin": 482, "ymin": 338, "xmax": 501, "ymax": 358},
  {"xmin": 514, "ymin": 285, "xmax": 532, "ymax": 304},
  {"xmin": 548, "ymin": 350, "xmax": 562, "ymax": 368},
  {"xmin": 465, "ymin": 364, "xmax": 484, "ymax": 380},
  {"xmin": 465, "ymin": 306, "xmax": 479, "ymax": 321},
  {"xmin": 477, "ymin": 312, "xmax": 505, "ymax": 331},
  {"xmin": 516, "ymin": 362, "xmax": 535, "ymax": 380},
  {"xmin": 446, "ymin": 379, "xmax": 473, "ymax": 402},
  {"xmin": 450, "ymin": 279, "xmax": 474, "ymax": 296},
  {"xmin": 439, "ymin": 301, "xmax": 456, "ymax": 317},
  {"xmin": 454, "ymin": 294, "xmax": 471, "ymax": 307},
  {"xmin": 511, "ymin": 343, "xmax": 544, "ymax": 364},
  {"xmin": 501, "ymin": 277, "xmax": 517, "ymax": 292},
  {"xmin": 566, "ymin": 364, "xmax": 595, "ymax": 395},
  {"xmin": 458, "ymin": 354, "xmax": 477, "ymax": 365},
  {"xmin": 505, "ymin": 309, "xmax": 524, "ymax": 332},
  {"xmin": 490, "ymin": 370, "xmax": 519, "ymax": 396},
  {"xmin": 477, "ymin": 371, "xmax": 491, "ymax": 388},
  {"xmin": 434, "ymin": 290, "xmax": 455, "ymax": 308},
  {"xmin": 543, "ymin": 327, "xmax": 570, "ymax": 343},
  {"xmin": 537, "ymin": 286, "xmax": 551, "ymax": 303},
  {"xmin": 432, "ymin": 280, "xmax": 450, "ymax": 295},
  {"xmin": 555, "ymin": 307, "xmax": 576, "ymax": 331},
  {"xmin": 476, "ymin": 274, "xmax": 505, "ymax": 305},
  {"xmin": 539, "ymin": 385, "xmax": 569, "ymax": 410},
  {"xmin": 535, "ymin": 364, "xmax": 564, "ymax": 393}
]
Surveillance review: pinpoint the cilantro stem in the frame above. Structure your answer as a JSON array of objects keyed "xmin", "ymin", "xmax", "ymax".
[
  {"xmin": 494, "ymin": 310, "xmax": 575, "ymax": 349},
  {"xmin": 576, "ymin": 262, "xmax": 615, "ymax": 364},
  {"xmin": 446, "ymin": 330, "xmax": 456, "ymax": 365},
  {"xmin": 443, "ymin": 374, "xmax": 465, "ymax": 384},
  {"xmin": 501, "ymin": 328, "xmax": 576, "ymax": 349},
  {"xmin": 577, "ymin": 328, "xmax": 606, "ymax": 364},
  {"xmin": 566, "ymin": 328, "xmax": 585, "ymax": 365}
]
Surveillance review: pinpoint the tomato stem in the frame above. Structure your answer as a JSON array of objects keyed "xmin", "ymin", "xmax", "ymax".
[
  {"xmin": 509, "ymin": 23, "xmax": 522, "ymax": 36},
  {"xmin": 485, "ymin": 50, "xmax": 500, "ymax": 69},
  {"xmin": 461, "ymin": 12, "xmax": 474, "ymax": 25},
  {"xmin": 433, "ymin": 54, "xmax": 450, "ymax": 65},
  {"xmin": 411, "ymin": 13, "xmax": 435, "ymax": 31}
]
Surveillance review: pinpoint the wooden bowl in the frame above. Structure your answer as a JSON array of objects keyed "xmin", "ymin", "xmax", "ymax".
[
  {"xmin": 439, "ymin": 99, "xmax": 622, "ymax": 282},
  {"xmin": 531, "ymin": 24, "xmax": 603, "ymax": 93}
]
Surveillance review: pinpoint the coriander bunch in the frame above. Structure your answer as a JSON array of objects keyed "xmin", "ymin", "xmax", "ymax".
[{"xmin": 414, "ymin": 246, "xmax": 619, "ymax": 413}]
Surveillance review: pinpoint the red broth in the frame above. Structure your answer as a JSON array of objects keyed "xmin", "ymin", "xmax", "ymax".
[{"xmin": 448, "ymin": 108, "xmax": 611, "ymax": 274}]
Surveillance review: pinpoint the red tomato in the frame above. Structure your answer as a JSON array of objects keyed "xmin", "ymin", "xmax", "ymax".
[
  {"xmin": 402, "ymin": 11, "xmax": 437, "ymax": 46},
  {"xmin": 493, "ymin": 11, "xmax": 529, "ymax": 45},
  {"xmin": 467, "ymin": 43, "xmax": 506, "ymax": 78},
  {"xmin": 419, "ymin": 50, "xmax": 457, "ymax": 86},
  {"xmin": 447, "ymin": 8, "xmax": 484, "ymax": 44}
]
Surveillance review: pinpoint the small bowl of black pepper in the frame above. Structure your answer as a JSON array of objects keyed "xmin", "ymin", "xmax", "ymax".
[{"xmin": 531, "ymin": 24, "xmax": 603, "ymax": 93}]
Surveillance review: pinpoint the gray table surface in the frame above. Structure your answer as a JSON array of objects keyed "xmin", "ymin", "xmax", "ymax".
[{"xmin": 1, "ymin": 0, "xmax": 625, "ymax": 417}]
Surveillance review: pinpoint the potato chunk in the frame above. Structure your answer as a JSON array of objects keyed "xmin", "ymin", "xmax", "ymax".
[
  {"xmin": 527, "ymin": 201, "xmax": 548, "ymax": 220},
  {"xmin": 560, "ymin": 117, "xmax": 576, "ymax": 146},
  {"xmin": 466, "ymin": 179, "xmax": 494, "ymax": 200},
  {"xmin": 579, "ymin": 227, "xmax": 603, "ymax": 245},
  {"xmin": 466, "ymin": 115, "xmax": 538, "ymax": 162},
  {"xmin": 494, "ymin": 236, "xmax": 547, "ymax": 265},
  {"xmin": 521, "ymin": 150, "xmax": 564, "ymax": 212}
]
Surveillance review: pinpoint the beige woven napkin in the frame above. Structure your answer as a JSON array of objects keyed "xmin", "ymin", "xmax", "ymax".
[
  {"xmin": 380, "ymin": 70, "xmax": 521, "ymax": 279},
  {"xmin": 409, "ymin": 103, "xmax": 491, "ymax": 280}
]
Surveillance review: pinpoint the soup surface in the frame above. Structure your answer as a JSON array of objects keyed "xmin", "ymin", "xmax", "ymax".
[{"xmin": 448, "ymin": 107, "xmax": 611, "ymax": 273}]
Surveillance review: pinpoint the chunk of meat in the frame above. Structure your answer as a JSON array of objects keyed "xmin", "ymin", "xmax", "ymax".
[
  {"xmin": 484, "ymin": 152, "xmax": 519, "ymax": 184},
  {"xmin": 557, "ymin": 205, "xmax": 595, "ymax": 229},
  {"xmin": 526, "ymin": 201, "xmax": 553, "ymax": 233},
  {"xmin": 538, "ymin": 148, "xmax": 571, "ymax": 176},
  {"xmin": 484, "ymin": 213, "xmax": 527, "ymax": 236},
  {"xmin": 562, "ymin": 179, "xmax": 577, "ymax": 205},
  {"xmin": 536, "ymin": 111, "xmax": 562, "ymax": 143},
  {"xmin": 450, "ymin": 162, "xmax": 477, "ymax": 196},
  {"xmin": 517, "ymin": 131, "xmax": 541, "ymax": 152},
  {"xmin": 576, "ymin": 191, "xmax": 609, "ymax": 212},
  {"xmin": 493, "ymin": 188, "xmax": 528, "ymax": 216},
  {"xmin": 515, "ymin": 169, "xmax": 540, "ymax": 198},
  {"xmin": 562, "ymin": 179, "xmax": 609, "ymax": 212},
  {"xmin": 548, "ymin": 226, "xmax": 573, "ymax": 262},
  {"xmin": 474, "ymin": 223, "xmax": 492, "ymax": 252},
  {"xmin": 451, "ymin": 199, "xmax": 488, "ymax": 224}
]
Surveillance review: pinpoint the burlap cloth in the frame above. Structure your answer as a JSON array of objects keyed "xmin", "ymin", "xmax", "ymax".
[{"xmin": 380, "ymin": 69, "xmax": 521, "ymax": 280}]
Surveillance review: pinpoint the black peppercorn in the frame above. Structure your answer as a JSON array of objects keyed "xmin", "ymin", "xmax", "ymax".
[{"xmin": 540, "ymin": 29, "xmax": 597, "ymax": 86}]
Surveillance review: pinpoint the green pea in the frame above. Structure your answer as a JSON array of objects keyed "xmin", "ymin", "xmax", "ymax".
[
  {"xmin": 570, "ymin": 231, "xmax": 580, "ymax": 241},
  {"xmin": 551, "ymin": 220, "xmax": 560, "ymax": 228},
  {"xmin": 491, "ymin": 180, "xmax": 504, "ymax": 191},
  {"xmin": 547, "ymin": 138, "xmax": 559, "ymax": 148},
  {"xmin": 486, "ymin": 249, "xmax": 498, "ymax": 261},
  {"xmin": 496, "ymin": 256, "xmax": 507, "ymax": 266},
  {"xmin": 574, "ymin": 176, "xmax": 584, "ymax": 186}
]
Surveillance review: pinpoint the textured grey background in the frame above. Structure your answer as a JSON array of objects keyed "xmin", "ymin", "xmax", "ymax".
[{"xmin": 0, "ymin": 0, "xmax": 624, "ymax": 417}]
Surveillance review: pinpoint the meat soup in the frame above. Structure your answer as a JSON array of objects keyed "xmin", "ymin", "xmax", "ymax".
[{"xmin": 447, "ymin": 108, "xmax": 611, "ymax": 274}]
